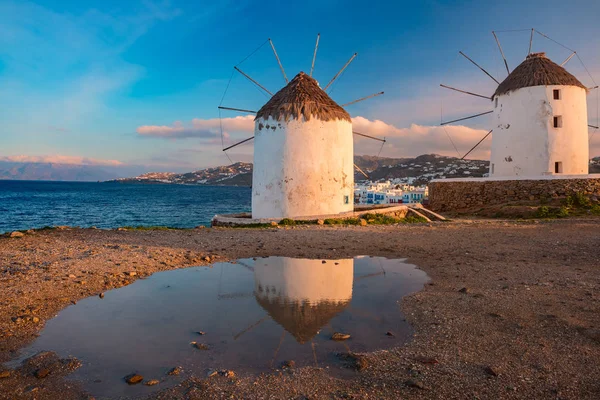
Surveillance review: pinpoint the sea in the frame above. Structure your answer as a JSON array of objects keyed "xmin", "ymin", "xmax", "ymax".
[{"xmin": 0, "ymin": 180, "xmax": 251, "ymax": 234}]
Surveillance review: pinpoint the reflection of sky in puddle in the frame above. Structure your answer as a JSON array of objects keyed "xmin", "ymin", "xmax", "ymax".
[{"xmin": 14, "ymin": 257, "xmax": 428, "ymax": 398}]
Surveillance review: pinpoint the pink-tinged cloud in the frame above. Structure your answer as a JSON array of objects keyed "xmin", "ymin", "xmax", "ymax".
[
  {"xmin": 351, "ymin": 116, "xmax": 491, "ymax": 160},
  {"xmin": 137, "ymin": 115, "xmax": 254, "ymax": 139},
  {"xmin": 0, "ymin": 155, "xmax": 124, "ymax": 166}
]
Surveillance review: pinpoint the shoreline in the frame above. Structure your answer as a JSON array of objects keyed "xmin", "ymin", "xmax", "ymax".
[{"xmin": 1, "ymin": 219, "xmax": 599, "ymax": 399}]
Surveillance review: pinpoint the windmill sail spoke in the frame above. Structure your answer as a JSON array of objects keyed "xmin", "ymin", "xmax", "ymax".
[
  {"xmin": 589, "ymin": 124, "xmax": 599, "ymax": 129},
  {"xmin": 352, "ymin": 131, "xmax": 386, "ymax": 142},
  {"xmin": 528, "ymin": 28, "xmax": 534, "ymax": 55},
  {"xmin": 324, "ymin": 53, "xmax": 358, "ymax": 91},
  {"xmin": 440, "ymin": 84, "xmax": 490, "ymax": 99},
  {"xmin": 234, "ymin": 66, "xmax": 273, "ymax": 96},
  {"xmin": 233, "ymin": 316, "xmax": 270, "ymax": 340},
  {"xmin": 218, "ymin": 106, "xmax": 257, "ymax": 114},
  {"xmin": 492, "ymin": 32, "xmax": 510, "ymax": 75},
  {"xmin": 341, "ymin": 91, "xmax": 385, "ymax": 107},
  {"xmin": 441, "ymin": 111, "xmax": 493, "ymax": 126},
  {"xmin": 310, "ymin": 33, "xmax": 320, "ymax": 77},
  {"xmin": 223, "ymin": 136, "xmax": 254, "ymax": 152},
  {"xmin": 459, "ymin": 51, "xmax": 500, "ymax": 84},
  {"xmin": 461, "ymin": 129, "xmax": 493, "ymax": 160},
  {"xmin": 269, "ymin": 38, "xmax": 288, "ymax": 84},
  {"xmin": 561, "ymin": 52, "xmax": 576, "ymax": 66},
  {"xmin": 354, "ymin": 163, "xmax": 369, "ymax": 179}
]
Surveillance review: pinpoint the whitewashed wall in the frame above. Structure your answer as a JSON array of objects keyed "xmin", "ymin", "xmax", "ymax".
[
  {"xmin": 253, "ymin": 257, "xmax": 353, "ymax": 304},
  {"xmin": 252, "ymin": 116, "xmax": 354, "ymax": 219},
  {"xmin": 490, "ymin": 85, "xmax": 589, "ymax": 177}
]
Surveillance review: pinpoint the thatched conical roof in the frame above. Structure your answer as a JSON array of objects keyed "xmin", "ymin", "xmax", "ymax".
[
  {"xmin": 255, "ymin": 295, "xmax": 350, "ymax": 344},
  {"xmin": 493, "ymin": 52, "xmax": 586, "ymax": 98},
  {"xmin": 255, "ymin": 72, "xmax": 351, "ymax": 123}
]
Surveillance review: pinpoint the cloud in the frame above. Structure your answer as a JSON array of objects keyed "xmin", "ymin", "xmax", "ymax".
[
  {"xmin": 137, "ymin": 115, "xmax": 254, "ymax": 139},
  {"xmin": 352, "ymin": 116, "xmax": 490, "ymax": 159},
  {"xmin": 0, "ymin": 155, "xmax": 124, "ymax": 166}
]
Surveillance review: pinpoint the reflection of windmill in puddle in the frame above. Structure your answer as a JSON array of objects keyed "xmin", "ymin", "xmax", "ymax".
[{"xmin": 225, "ymin": 257, "xmax": 386, "ymax": 367}]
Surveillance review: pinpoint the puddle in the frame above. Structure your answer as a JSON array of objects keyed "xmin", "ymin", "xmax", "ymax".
[{"xmin": 12, "ymin": 256, "xmax": 428, "ymax": 398}]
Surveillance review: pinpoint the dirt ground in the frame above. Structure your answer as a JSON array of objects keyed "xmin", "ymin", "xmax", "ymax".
[{"xmin": 0, "ymin": 219, "xmax": 599, "ymax": 399}]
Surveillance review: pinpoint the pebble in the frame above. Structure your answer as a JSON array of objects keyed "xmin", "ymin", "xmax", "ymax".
[
  {"xmin": 458, "ymin": 287, "xmax": 470, "ymax": 294},
  {"xmin": 386, "ymin": 331, "xmax": 395, "ymax": 337},
  {"xmin": 10, "ymin": 231, "xmax": 24, "ymax": 238},
  {"xmin": 0, "ymin": 370, "xmax": 11, "ymax": 379},
  {"xmin": 282, "ymin": 360, "xmax": 296, "ymax": 369},
  {"xmin": 191, "ymin": 342, "xmax": 209, "ymax": 350},
  {"xmin": 220, "ymin": 370, "xmax": 235, "ymax": 378},
  {"xmin": 484, "ymin": 365, "xmax": 499, "ymax": 377},
  {"xmin": 99, "ymin": 293, "xmax": 105, "ymax": 299},
  {"xmin": 34, "ymin": 368, "xmax": 50, "ymax": 379},
  {"xmin": 124, "ymin": 373, "xmax": 144, "ymax": 384},
  {"xmin": 317, "ymin": 219, "xmax": 324, "ymax": 225},
  {"xmin": 203, "ymin": 256, "xmax": 211, "ymax": 262},
  {"xmin": 144, "ymin": 379, "xmax": 159, "ymax": 386},
  {"xmin": 360, "ymin": 219, "xmax": 368, "ymax": 226},
  {"xmin": 405, "ymin": 379, "xmax": 426, "ymax": 390},
  {"xmin": 206, "ymin": 369, "xmax": 218, "ymax": 377},
  {"xmin": 167, "ymin": 367, "xmax": 182, "ymax": 376},
  {"xmin": 195, "ymin": 331, "xmax": 206, "ymax": 335},
  {"xmin": 270, "ymin": 222, "xmax": 278, "ymax": 227},
  {"xmin": 128, "ymin": 272, "xmax": 137, "ymax": 277},
  {"xmin": 331, "ymin": 332, "xmax": 351, "ymax": 341}
]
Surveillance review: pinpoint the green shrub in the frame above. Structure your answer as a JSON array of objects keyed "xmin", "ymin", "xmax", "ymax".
[{"xmin": 279, "ymin": 218, "xmax": 296, "ymax": 226}]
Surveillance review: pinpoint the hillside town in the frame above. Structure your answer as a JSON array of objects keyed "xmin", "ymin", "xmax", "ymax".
[{"xmin": 354, "ymin": 181, "xmax": 428, "ymax": 205}]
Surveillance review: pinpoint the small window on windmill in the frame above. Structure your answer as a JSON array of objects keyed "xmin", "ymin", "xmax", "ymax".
[
  {"xmin": 553, "ymin": 89, "xmax": 561, "ymax": 100},
  {"xmin": 553, "ymin": 115, "xmax": 563, "ymax": 128},
  {"xmin": 344, "ymin": 195, "xmax": 349, "ymax": 205},
  {"xmin": 494, "ymin": 97, "xmax": 498, "ymax": 108},
  {"xmin": 555, "ymin": 162, "xmax": 563, "ymax": 173},
  {"xmin": 491, "ymin": 163, "xmax": 495, "ymax": 174}
]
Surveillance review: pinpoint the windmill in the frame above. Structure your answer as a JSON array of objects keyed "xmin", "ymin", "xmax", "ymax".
[
  {"xmin": 218, "ymin": 35, "xmax": 386, "ymax": 219},
  {"xmin": 440, "ymin": 29, "xmax": 598, "ymax": 177}
]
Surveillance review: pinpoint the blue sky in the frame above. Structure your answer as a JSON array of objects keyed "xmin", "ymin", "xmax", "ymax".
[{"xmin": 1, "ymin": 0, "xmax": 599, "ymax": 173}]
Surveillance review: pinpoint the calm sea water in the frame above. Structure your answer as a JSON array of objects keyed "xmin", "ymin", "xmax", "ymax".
[{"xmin": 0, "ymin": 181, "xmax": 251, "ymax": 233}]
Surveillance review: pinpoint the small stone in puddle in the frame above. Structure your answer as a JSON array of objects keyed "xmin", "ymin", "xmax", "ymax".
[
  {"xmin": 281, "ymin": 360, "xmax": 295, "ymax": 369},
  {"xmin": 145, "ymin": 379, "xmax": 159, "ymax": 386},
  {"xmin": 206, "ymin": 369, "xmax": 218, "ymax": 377},
  {"xmin": 167, "ymin": 367, "xmax": 182, "ymax": 376},
  {"xmin": 191, "ymin": 342, "xmax": 209, "ymax": 350},
  {"xmin": 484, "ymin": 365, "xmax": 499, "ymax": 377},
  {"xmin": 34, "ymin": 368, "xmax": 50, "ymax": 379},
  {"xmin": 331, "ymin": 332, "xmax": 351, "ymax": 341},
  {"xmin": 0, "ymin": 370, "xmax": 11, "ymax": 379},
  {"xmin": 124, "ymin": 373, "xmax": 143, "ymax": 384},
  {"xmin": 195, "ymin": 331, "xmax": 206, "ymax": 336},
  {"xmin": 220, "ymin": 370, "xmax": 235, "ymax": 378},
  {"xmin": 458, "ymin": 287, "xmax": 470, "ymax": 294},
  {"xmin": 405, "ymin": 379, "xmax": 426, "ymax": 390},
  {"xmin": 99, "ymin": 293, "xmax": 105, "ymax": 299},
  {"xmin": 386, "ymin": 331, "xmax": 395, "ymax": 337}
]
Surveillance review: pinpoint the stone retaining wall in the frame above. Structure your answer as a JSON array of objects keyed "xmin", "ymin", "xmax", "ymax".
[{"xmin": 429, "ymin": 176, "xmax": 600, "ymax": 211}]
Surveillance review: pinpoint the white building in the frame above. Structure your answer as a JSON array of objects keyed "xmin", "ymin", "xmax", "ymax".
[
  {"xmin": 490, "ymin": 52, "xmax": 589, "ymax": 177},
  {"xmin": 354, "ymin": 181, "xmax": 428, "ymax": 205},
  {"xmin": 252, "ymin": 72, "xmax": 354, "ymax": 219}
]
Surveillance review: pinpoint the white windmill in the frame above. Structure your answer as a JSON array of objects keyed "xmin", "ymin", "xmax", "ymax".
[
  {"xmin": 218, "ymin": 35, "xmax": 386, "ymax": 219},
  {"xmin": 440, "ymin": 29, "xmax": 598, "ymax": 178}
]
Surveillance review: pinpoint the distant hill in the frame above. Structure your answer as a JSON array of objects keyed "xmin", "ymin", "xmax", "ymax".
[
  {"xmin": 0, "ymin": 162, "xmax": 117, "ymax": 182},
  {"xmin": 112, "ymin": 155, "xmax": 491, "ymax": 186}
]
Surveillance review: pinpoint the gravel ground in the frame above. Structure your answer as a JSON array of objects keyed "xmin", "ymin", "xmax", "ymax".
[{"xmin": 0, "ymin": 219, "xmax": 599, "ymax": 399}]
